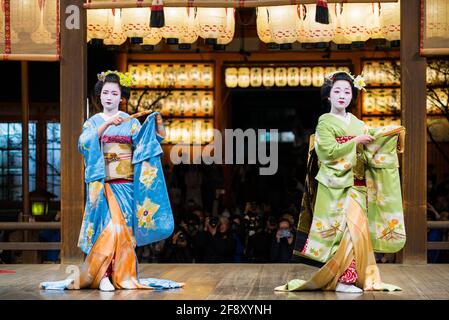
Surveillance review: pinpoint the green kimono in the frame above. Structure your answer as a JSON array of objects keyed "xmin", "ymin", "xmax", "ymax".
[{"xmin": 298, "ymin": 113, "xmax": 406, "ymax": 263}]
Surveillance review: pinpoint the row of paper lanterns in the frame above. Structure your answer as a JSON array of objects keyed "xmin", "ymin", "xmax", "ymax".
[
  {"xmin": 258, "ymin": 2, "xmax": 400, "ymax": 47},
  {"xmin": 225, "ymin": 66, "xmax": 351, "ymax": 88},
  {"xmin": 163, "ymin": 118, "xmax": 214, "ymax": 144},
  {"xmin": 130, "ymin": 90, "xmax": 214, "ymax": 117},
  {"xmin": 0, "ymin": 0, "xmax": 58, "ymax": 45},
  {"xmin": 87, "ymin": 2, "xmax": 401, "ymax": 48},
  {"xmin": 87, "ymin": 7, "xmax": 235, "ymax": 48},
  {"xmin": 128, "ymin": 63, "xmax": 214, "ymax": 88}
]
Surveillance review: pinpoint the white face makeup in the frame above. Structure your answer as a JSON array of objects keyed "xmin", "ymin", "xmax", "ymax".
[
  {"xmin": 328, "ymin": 80, "xmax": 353, "ymax": 113},
  {"xmin": 100, "ymin": 82, "xmax": 121, "ymax": 114}
]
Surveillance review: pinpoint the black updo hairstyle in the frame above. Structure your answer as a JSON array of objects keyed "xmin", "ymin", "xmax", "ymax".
[
  {"xmin": 320, "ymin": 71, "xmax": 358, "ymax": 113},
  {"xmin": 94, "ymin": 72, "xmax": 131, "ymax": 101}
]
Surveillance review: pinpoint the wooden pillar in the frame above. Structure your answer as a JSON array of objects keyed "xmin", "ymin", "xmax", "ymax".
[
  {"xmin": 60, "ymin": 0, "xmax": 87, "ymax": 264},
  {"xmin": 399, "ymin": 0, "xmax": 427, "ymax": 264},
  {"xmin": 21, "ymin": 62, "xmax": 30, "ymax": 223}
]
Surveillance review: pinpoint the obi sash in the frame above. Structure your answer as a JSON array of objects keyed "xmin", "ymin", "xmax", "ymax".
[{"xmin": 102, "ymin": 135, "xmax": 133, "ymax": 182}]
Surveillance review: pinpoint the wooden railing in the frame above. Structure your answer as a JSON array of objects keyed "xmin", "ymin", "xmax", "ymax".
[
  {"xmin": 427, "ymin": 221, "xmax": 449, "ymax": 251},
  {"xmin": 0, "ymin": 222, "xmax": 61, "ymax": 251}
]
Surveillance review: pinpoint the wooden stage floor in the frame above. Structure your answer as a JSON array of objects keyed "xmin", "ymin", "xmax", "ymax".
[{"xmin": 1, "ymin": 263, "xmax": 449, "ymax": 300}]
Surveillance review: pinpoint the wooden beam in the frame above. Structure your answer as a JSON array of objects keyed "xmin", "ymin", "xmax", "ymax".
[
  {"xmin": 21, "ymin": 62, "xmax": 30, "ymax": 223},
  {"xmin": 1, "ymin": 54, "xmax": 60, "ymax": 62},
  {"xmin": 428, "ymin": 221, "xmax": 449, "ymax": 229},
  {"xmin": 0, "ymin": 242, "xmax": 61, "ymax": 251},
  {"xmin": 0, "ymin": 222, "xmax": 61, "ymax": 230},
  {"xmin": 427, "ymin": 242, "xmax": 449, "ymax": 250},
  {"xmin": 60, "ymin": 0, "xmax": 87, "ymax": 264},
  {"xmin": 400, "ymin": 0, "xmax": 428, "ymax": 264},
  {"xmin": 84, "ymin": 0, "xmax": 398, "ymax": 9}
]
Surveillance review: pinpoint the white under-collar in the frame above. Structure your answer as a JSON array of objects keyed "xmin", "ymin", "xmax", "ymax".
[
  {"xmin": 99, "ymin": 111, "xmax": 120, "ymax": 121},
  {"xmin": 330, "ymin": 112, "xmax": 351, "ymax": 124}
]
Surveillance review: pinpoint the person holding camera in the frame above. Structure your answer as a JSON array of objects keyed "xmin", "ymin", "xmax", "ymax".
[
  {"xmin": 246, "ymin": 215, "xmax": 278, "ymax": 263},
  {"xmin": 162, "ymin": 228, "xmax": 193, "ymax": 263},
  {"xmin": 270, "ymin": 218, "xmax": 295, "ymax": 263},
  {"xmin": 202, "ymin": 216, "xmax": 236, "ymax": 263}
]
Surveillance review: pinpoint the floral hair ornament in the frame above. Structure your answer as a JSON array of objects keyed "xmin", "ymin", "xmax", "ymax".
[
  {"xmin": 325, "ymin": 70, "xmax": 366, "ymax": 91},
  {"xmin": 97, "ymin": 70, "xmax": 134, "ymax": 88}
]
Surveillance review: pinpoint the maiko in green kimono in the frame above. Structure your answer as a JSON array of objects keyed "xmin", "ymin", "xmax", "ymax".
[{"xmin": 276, "ymin": 71, "xmax": 406, "ymax": 293}]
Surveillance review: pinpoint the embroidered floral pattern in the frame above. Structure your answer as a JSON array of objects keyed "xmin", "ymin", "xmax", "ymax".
[
  {"xmin": 136, "ymin": 198, "xmax": 160, "ymax": 229},
  {"xmin": 140, "ymin": 161, "xmax": 158, "ymax": 189},
  {"xmin": 88, "ymin": 181, "xmax": 102, "ymax": 208}
]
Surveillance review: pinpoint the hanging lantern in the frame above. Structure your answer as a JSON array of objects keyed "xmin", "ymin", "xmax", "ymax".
[
  {"xmin": 238, "ymin": 67, "xmax": 250, "ymax": 88},
  {"xmin": 151, "ymin": 64, "xmax": 164, "ymax": 87},
  {"xmin": 161, "ymin": 7, "xmax": 189, "ymax": 45},
  {"xmin": 166, "ymin": 92, "xmax": 178, "ymax": 115},
  {"xmin": 31, "ymin": 0, "xmax": 54, "ymax": 44},
  {"xmin": 287, "ymin": 67, "xmax": 300, "ymax": 87},
  {"xmin": 370, "ymin": 3, "xmax": 383, "ymax": 40},
  {"xmin": 380, "ymin": 1, "xmax": 400, "ymax": 42},
  {"xmin": 312, "ymin": 67, "xmax": 325, "ymax": 87},
  {"xmin": 324, "ymin": 66, "xmax": 337, "ymax": 79},
  {"xmin": 197, "ymin": 8, "xmax": 227, "ymax": 45},
  {"xmin": 178, "ymin": 7, "xmax": 199, "ymax": 50},
  {"xmin": 141, "ymin": 28, "xmax": 162, "ymax": 51},
  {"xmin": 250, "ymin": 67, "xmax": 263, "ymax": 87},
  {"xmin": 190, "ymin": 92, "xmax": 200, "ymax": 116},
  {"xmin": 275, "ymin": 67, "xmax": 288, "ymax": 87},
  {"xmin": 10, "ymin": 0, "xmax": 40, "ymax": 34},
  {"xmin": 190, "ymin": 65, "xmax": 201, "ymax": 87},
  {"xmin": 104, "ymin": 9, "xmax": 127, "ymax": 49},
  {"xmin": 334, "ymin": 3, "xmax": 374, "ymax": 46},
  {"xmin": 141, "ymin": 64, "xmax": 152, "ymax": 87},
  {"xmin": 299, "ymin": 67, "xmax": 312, "ymax": 86},
  {"xmin": 257, "ymin": 7, "xmax": 279, "ymax": 50},
  {"xmin": 201, "ymin": 92, "xmax": 214, "ymax": 116},
  {"xmin": 268, "ymin": 5, "xmax": 299, "ymax": 50},
  {"xmin": 87, "ymin": 9, "xmax": 110, "ymax": 46},
  {"xmin": 263, "ymin": 68, "xmax": 275, "ymax": 87},
  {"xmin": 164, "ymin": 64, "xmax": 177, "ymax": 87},
  {"xmin": 201, "ymin": 65, "xmax": 214, "ymax": 88},
  {"xmin": 225, "ymin": 67, "xmax": 238, "ymax": 88},
  {"xmin": 298, "ymin": 4, "xmax": 336, "ymax": 45},
  {"xmin": 214, "ymin": 8, "xmax": 235, "ymax": 50},
  {"xmin": 177, "ymin": 64, "xmax": 189, "ymax": 87},
  {"xmin": 121, "ymin": 8, "xmax": 151, "ymax": 45}
]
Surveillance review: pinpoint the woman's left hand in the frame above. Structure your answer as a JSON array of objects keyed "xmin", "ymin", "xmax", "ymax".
[{"xmin": 156, "ymin": 114, "xmax": 166, "ymax": 138}]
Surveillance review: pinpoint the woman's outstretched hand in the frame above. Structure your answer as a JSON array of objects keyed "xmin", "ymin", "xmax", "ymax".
[
  {"xmin": 107, "ymin": 115, "xmax": 124, "ymax": 126},
  {"xmin": 353, "ymin": 134, "xmax": 374, "ymax": 145}
]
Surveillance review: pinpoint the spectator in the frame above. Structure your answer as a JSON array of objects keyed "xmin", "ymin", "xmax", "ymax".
[
  {"xmin": 246, "ymin": 215, "xmax": 277, "ymax": 262},
  {"xmin": 270, "ymin": 218, "xmax": 295, "ymax": 262},
  {"xmin": 162, "ymin": 229, "xmax": 193, "ymax": 263},
  {"xmin": 203, "ymin": 216, "xmax": 236, "ymax": 263}
]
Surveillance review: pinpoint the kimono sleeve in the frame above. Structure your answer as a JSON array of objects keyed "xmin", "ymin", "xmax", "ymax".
[
  {"xmin": 78, "ymin": 119, "xmax": 105, "ymax": 183},
  {"xmin": 131, "ymin": 112, "xmax": 174, "ymax": 246},
  {"xmin": 315, "ymin": 120, "xmax": 357, "ymax": 163}
]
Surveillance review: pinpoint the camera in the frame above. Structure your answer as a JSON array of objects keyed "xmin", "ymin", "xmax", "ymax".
[
  {"xmin": 209, "ymin": 216, "xmax": 219, "ymax": 228},
  {"xmin": 178, "ymin": 232, "xmax": 186, "ymax": 241},
  {"xmin": 279, "ymin": 229, "xmax": 291, "ymax": 238}
]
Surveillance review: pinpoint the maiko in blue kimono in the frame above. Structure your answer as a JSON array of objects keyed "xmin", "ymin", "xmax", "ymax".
[{"xmin": 40, "ymin": 71, "xmax": 183, "ymax": 291}]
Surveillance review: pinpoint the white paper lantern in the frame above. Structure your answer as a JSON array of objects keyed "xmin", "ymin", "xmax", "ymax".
[
  {"xmin": 178, "ymin": 7, "xmax": 199, "ymax": 49},
  {"xmin": 201, "ymin": 65, "xmax": 214, "ymax": 88},
  {"xmin": 275, "ymin": 67, "xmax": 288, "ymax": 87},
  {"xmin": 225, "ymin": 67, "xmax": 238, "ymax": 88},
  {"xmin": 141, "ymin": 28, "xmax": 162, "ymax": 48},
  {"xmin": 312, "ymin": 67, "xmax": 325, "ymax": 87},
  {"xmin": 104, "ymin": 9, "xmax": 127, "ymax": 47},
  {"xmin": 257, "ymin": 7, "xmax": 277, "ymax": 47},
  {"xmin": 121, "ymin": 8, "xmax": 151, "ymax": 44},
  {"xmin": 197, "ymin": 8, "xmax": 227, "ymax": 45},
  {"xmin": 297, "ymin": 4, "xmax": 336, "ymax": 44},
  {"xmin": 299, "ymin": 67, "xmax": 312, "ymax": 86},
  {"xmin": 250, "ymin": 67, "xmax": 263, "ymax": 87},
  {"xmin": 263, "ymin": 68, "xmax": 275, "ymax": 87},
  {"xmin": 161, "ymin": 7, "xmax": 189, "ymax": 44},
  {"xmin": 238, "ymin": 67, "xmax": 250, "ymax": 88},
  {"xmin": 334, "ymin": 3, "xmax": 374, "ymax": 44},
  {"xmin": 268, "ymin": 5, "xmax": 298, "ymax": 49},
  {"xmin": 177, "ymin": 65, "xmax": 189, "ymax": 87},
  {"xmin": 216, "ymin": 8, "xmax": 235, "ymax": 47},
  {"xmin": 380, "ymin": 2, "xmax": 400, "ymax": 41},
  {"xmin": 190, "ymin": 65, "xmax": 201, "ymax": 87},
  {"xmin": 87, "ymin": 9, "xmax": 110, "ymax": 44},
  {"xmin": 287, "ymin": 67, "xmax": 300, "ymax": 87}
]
